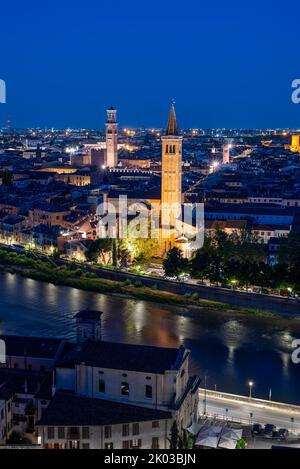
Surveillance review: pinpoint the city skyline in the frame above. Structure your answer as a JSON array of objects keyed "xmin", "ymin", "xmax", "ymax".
[{"xmin": 1, "ymin": 0, "xmax": 300, "ymax": 129}]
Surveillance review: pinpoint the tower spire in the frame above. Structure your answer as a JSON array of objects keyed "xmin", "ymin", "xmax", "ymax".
[{"xmin": 166, "ymin": 102, "xmax": 178, "ymax": 136}]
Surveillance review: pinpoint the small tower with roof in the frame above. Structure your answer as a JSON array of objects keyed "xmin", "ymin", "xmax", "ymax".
[{"xmin": 74, "ymin": 310, "xmax": 103, "ymax": 344}]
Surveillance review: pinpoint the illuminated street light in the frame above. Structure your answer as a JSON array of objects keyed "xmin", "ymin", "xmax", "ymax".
[{"xmin": 248, "ymin": 380, "xmax": 254, "ymax": 399}]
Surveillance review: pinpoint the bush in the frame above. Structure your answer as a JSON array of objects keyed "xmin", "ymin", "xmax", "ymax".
[
  {"xmin": 134, "ymin": 280, "xmax": 143, "ymax": 288},
  {"xmin": 123, "ymin": 279, "xmax": 132, "ymax": 286}
]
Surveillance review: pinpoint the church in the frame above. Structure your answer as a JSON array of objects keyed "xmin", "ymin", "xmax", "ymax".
[{"xmin": 102, "ymin": 103, "xmax": 199, "ymax": 259}]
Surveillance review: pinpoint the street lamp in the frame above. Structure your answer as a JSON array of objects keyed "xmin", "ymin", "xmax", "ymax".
[{"xmin": 248, "ymin": 380, "xmax": 254, "ymax": 399}]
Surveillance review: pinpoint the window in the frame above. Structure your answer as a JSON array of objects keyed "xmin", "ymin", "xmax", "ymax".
[
  {"xmin": 104, "ymin": 426, "xmax": 112, "ymax": 439},
  {"xmin": 82, "ymin": 427, "xmax": 90, "ymax": 439},
  {"xmin": 121, "ymin": 382, "xmax": 129, "ymax": 396},
  {"xmin": 27, "ymin": 364, "xmax": 32, "ymax": 371},
  {"xmin": 152, "ymin": 421, "xmax": 159, "ymax": 429},
  {"xmin": 58, "ymin": 427, "xmax": 65, "ymax": 439},
  {"xmin": 152, "ymin": 437, "xmax": 159, "ymax": 449},
  {"xmin": 132, "ymin": 423, "xmax": 139, "ymax": 436},
  {"xmin": 82, "ymin": 443, "xmax": 90, "ymax": 449},
  {"xmin": 122, "ymin": 440, "xmax": 130, "ymax": 449},
  {"xmin": 122, "ymin": 424, "xmax": 130, "ymax": 437},
  {"xmin": 131, "ymin": 439, "xmax": 142, "ymax": 448},
  {"xmin": 145, "ymin": 385, "xmax": 152, "ymax": 399},
  {"xmin": 69, "ymin": 441, "xmax": 80, "ymax": 449},
  {"xmin": 40, "ymin": 365, "xmax": 45, "ymax": 372},
  {"xmin": 105, "ymin": 442, "xmax": 113, "ymax": 449},
  {"xmin": 68, "ymin": 427, "xmax": 80, "ymax": 438},
  {"xmin": 98, "ymin": 380, "xmax": 105, "ymax": 393},
  {"xmin": 47, "ymin": 427, "xmax": 55, "ymax": 439}
]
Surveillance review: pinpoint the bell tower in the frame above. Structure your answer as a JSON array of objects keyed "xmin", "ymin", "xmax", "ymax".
[
  {"xmin": 161, "ymin": 103, "xmax": 183, "ymax": 252},
  {"xmin": 105, "ymin": 106, "xmax": 118, "ymax": 167}
]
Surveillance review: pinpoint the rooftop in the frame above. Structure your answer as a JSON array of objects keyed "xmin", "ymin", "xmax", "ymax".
[
  {"xmin": 61, "ymin": 340, "xmax": 187, "ymax": 374},
  {"xmin": 74, "ymin": 310, "xmax": 103, "ymax": 321},
  {"xmin": 37, "ymin": 391, "xmax": 172, "ymax": 426},
  {"xmin": 2, "ymin": 335, "xmax": 65, "ymax": 359}
]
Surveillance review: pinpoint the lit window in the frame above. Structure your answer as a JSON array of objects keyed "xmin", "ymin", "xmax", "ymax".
[{"xmin": 121, "ymin": 382, "xmax": 129, "ymax": 396}]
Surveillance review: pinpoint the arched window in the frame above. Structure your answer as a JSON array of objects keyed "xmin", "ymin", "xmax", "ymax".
[{"xmin": 166, "ymin": 145, "xmax": 169, "ymax": 154}]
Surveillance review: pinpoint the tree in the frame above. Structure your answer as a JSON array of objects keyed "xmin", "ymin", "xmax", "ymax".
[
  {"xmin": 236, "ymin": 437, "xmax": 247, "ymax": 449},
  {"xmin": 120, "ymin": 248, "xmax": 130, "ymax": 268},
  {"xmin": 168, "ymin": 421, "xmax": 179, "ymax": 449},
  {"xmin": 0, "ymin": 170, "xmax": 12, "ymax": 186},
  {"xmin": 85, "ymin": 238, "xmax": 113, "ymax": 264},
  {"xmin": 278, "ymin": 233, "xmax": 300, "ymax": 292},
  {"xmin": 112, "ymin": 239, "xmax": 118, "ymax": 267},
  {"xmin": 122, "ymin": 228, "xmax": 159, "ymax": 263},
  {"xmin": 181, "ymin": 428, "xmax": 189, "ymax": 449},
  {"xmin": 190, "ymin": 239, "xmax": 214, "ymax": 282},
  {"xmin": 190, "ymin": 228, "xmax": 267, "ymax": 287},
  {"xmin": 163, "ymin": 247, "xmax": 188, "ymax": 277}
]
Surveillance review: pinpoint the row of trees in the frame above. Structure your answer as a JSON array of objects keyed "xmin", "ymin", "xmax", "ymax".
[
  {"xmin": 163, "ymin": 229, "xmax": 300, "ymax": 293},
  {"xmin": 85, "ymin": 234, "xmax": 158, "ymax": 267},
  {"xmin": 81, "ymin": 227, "xmax": 300, "ymax": 292}
]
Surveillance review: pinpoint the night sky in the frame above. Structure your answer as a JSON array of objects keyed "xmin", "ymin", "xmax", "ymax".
[{"xmin": 1, "ymin": 0, "xmax": 300, "ymax": 129}]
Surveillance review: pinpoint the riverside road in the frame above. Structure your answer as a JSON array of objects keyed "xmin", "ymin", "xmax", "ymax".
[
  {"xmin": 2, "ymin": 245, "xmax": 299, "ymax": 317},
  {"xmin": 82, "ymin": 264, "xmax": 300, "ymax": 317}
]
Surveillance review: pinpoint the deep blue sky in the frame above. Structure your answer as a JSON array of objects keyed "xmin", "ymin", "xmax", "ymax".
[{"xmin": 1, "ymin": 0, "xmax": 300, "ymax": 129}]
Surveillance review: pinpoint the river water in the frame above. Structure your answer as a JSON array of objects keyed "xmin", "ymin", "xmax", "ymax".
[{"xmin": 1, "ymin": 272, "xmax": 300, "ymax": 404}]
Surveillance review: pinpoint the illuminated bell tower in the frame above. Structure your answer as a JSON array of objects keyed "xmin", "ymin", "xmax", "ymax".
[
  {"xmin": 223, "ymin": 144, "xmax": 230, "ymax": 164},
  {"xmin": 161, "ymin": 103, "xmax": 183, "ymax": 251},
  {"xmin": 105, "ymin": 106, "xmax": 118, "ymax": 167}
]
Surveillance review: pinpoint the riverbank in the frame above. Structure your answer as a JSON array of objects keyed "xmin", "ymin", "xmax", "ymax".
[{"xmin": 0, "ymin": 248, "xmax": 283, "ymax": 320}]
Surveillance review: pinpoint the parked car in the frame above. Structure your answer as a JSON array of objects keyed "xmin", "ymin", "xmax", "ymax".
[
  {"xmin": 276, "ymin": 428, "xmax": 289, "ymax": 440},
  {"xmin": 264, "ymin": 424, "xmax": 276, "ymax": 438},
  {"xmin": 252, "ymin": 423, "xmax": 262, "ymax": 435}
]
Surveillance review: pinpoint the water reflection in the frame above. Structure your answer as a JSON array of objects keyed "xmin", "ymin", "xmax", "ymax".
[{"xmin": 0, "ymin": 272, "xmax": 300, "ymax": 404}]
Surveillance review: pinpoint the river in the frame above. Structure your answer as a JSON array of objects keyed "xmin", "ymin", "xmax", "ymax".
[{"xmin": 0, "ymin": 272, "xmax": 300, "ymax": 405}]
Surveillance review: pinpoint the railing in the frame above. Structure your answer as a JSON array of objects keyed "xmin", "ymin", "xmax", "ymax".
[{"xmin": 199, "ymin": 388, "xmax": 300, "ymax": 415}]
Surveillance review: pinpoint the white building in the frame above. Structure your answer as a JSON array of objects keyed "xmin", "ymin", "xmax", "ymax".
[{"xmin": 36, "ymin": 310, "xmax": 200, "ymax": 449}]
